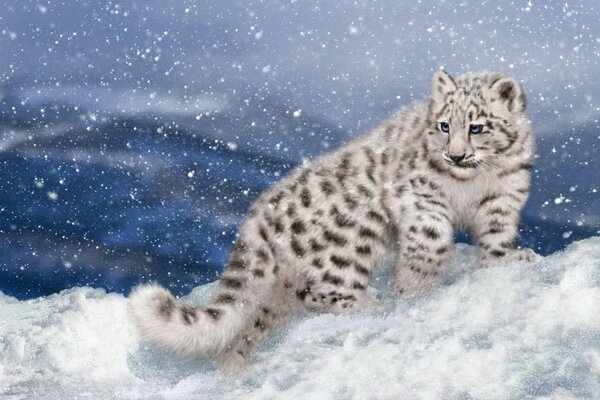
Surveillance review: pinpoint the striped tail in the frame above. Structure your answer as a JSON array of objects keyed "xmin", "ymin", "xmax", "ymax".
[{"xmin": 128, "ymin": 283, "xmax": 250, "ymax": 356}]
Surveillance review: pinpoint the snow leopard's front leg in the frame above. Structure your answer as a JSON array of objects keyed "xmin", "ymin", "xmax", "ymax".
[
  {"xmin": 392, "ymin": 185, "xmax": 455, "ymax": 296},
  {"xmin": 473, "ymin": 189, "xmax": 536, "ymax": 268}
]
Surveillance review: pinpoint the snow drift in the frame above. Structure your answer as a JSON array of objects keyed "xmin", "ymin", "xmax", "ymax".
[{"xmin": 1, "ymin": 237, "xmax": 600, "ymax": 399}]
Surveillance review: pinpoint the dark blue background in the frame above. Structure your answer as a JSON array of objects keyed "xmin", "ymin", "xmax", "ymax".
[{"xmin": 1, "ymin": 0, "xmax": 598, "ymax": 299}]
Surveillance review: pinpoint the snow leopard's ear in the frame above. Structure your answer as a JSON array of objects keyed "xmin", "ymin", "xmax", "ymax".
[
  {"xmin": 489, "ymin": 77, "xmax": 527, "ymax": 115},
  {"xmin": 431, "ymin": 70, "xmax": 457, "ymax": 104}
]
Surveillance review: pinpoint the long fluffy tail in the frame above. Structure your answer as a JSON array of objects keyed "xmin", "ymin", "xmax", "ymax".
[{"xmin": 128, "ymin": 283, "xmax": 248, "ymax": 356}]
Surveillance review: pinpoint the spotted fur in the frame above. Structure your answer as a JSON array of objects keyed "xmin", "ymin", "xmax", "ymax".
[{"xmin": 129, "ymin": 70, "xmax": 536, "ymax": 376}]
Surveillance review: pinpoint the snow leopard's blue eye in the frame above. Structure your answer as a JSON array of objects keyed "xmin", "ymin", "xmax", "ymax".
[
  {"xmin": 439, "ymin": 122, "xmax": 450, "ymax": 133},
  {"xmin": 469, "ymin": 124, "xmax": 484, "ymax": 134}
]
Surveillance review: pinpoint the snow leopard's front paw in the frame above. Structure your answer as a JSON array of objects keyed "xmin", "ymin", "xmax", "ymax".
[
  {"xmin": 480, "ymin": 248, "xmax": 539, "ymax": 268},
  {"xmin": 510, "ymin": 248, "xmax": 539, "ymax": 263}
]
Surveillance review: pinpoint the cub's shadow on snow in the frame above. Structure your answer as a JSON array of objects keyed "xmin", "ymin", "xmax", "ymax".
[{"xmin": 127, "ymin": 346, "xmax": 218, "ymax": 383}]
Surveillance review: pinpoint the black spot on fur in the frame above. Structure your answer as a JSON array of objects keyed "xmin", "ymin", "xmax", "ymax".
[
  {"xmin": 339, "ymin": 152, "xmax": 352, "ymax": 171},
  {"xmin": 330, "ymin": 254, "xmax": 352, "ymax": 268},
  {"xmin": 291, "ymin": 237, "xmax": 306, "ymax": 257},
  {"xmin": 322, "ymin": 272, "xmax": 344, "ymax": 286},
  {"xmin": 358, "ymin": 226, "xmax": 380, "ymax": 241},
  {"xmin": 489, "ymin": 219, "xmax": 508, "ymax": 230},
  {"xmin": 296, "ymin": 287, "xmax": 311, "ymax": 301},
  {"xmin": 228, "ymin": 241, "xmax": 249, "ymax": 270},
  {"xmin": 425, "ymin": 199, "xmax": 448, "ymax": 209},
  {"xmin": 396, "ymin": 185, "xmax": 407, "ymax": 197},
  {"xmin": 180, "ymin": 305, "xmax": 198, "ymax": 325},
  {"xmin": 323, "ymin": 230, "xmax": 347, "ymax": 246},
  {"xmin": 414, "ymin": 201, "xmax": 425, "ymax": 211},
  {"xmin": 498, "ymin": 81, "xmax": 515, "ymax": 101},
  {"xmin": 479, "ymin": 194, "xmax": 500, "ymax": 207},
  {"xmin": 227, "ymin": 258, "xmax": 247, "ymax": 271},
  {"xmin": 427, "ymin": 159, "xmax": 448, "ymax": 175},
  {"xmin": 490, "ymin": 249, "xmax": 506, "ymax": 258},
  {"xmin": 352, "ymin": 281, "xmax": 366, "ymax": 290},
  {"xmin": 252, "ymin": 269, "xmax": 265, "ymax": 278},
  {"xmin": 367, "ymin": 210, "xmax": 386, "ymax": 224},
  {"xmin": 354, "ymin": 263, "xmax": 370, "ymax": 277},
  {"xmin": 254, "ymin": 318, "xmax": 267, "ymax": 331},
  {"xmin": 421, "ymin": 140, "xmax": 429, "ymax": 160},
  {"xmin": 330, "ymin": 205, "xmax": 356, "ymax": 228},
  {"xmin": 355, "ymin": 245, "xmax": 371, "ymax": 255},
  {"xmin": 291, "ymin": 220, "xmax": 307, "ymax": 234},
  {"xmin": 157, "ymin": 296, "xmax": 175, "ymax": 318},
  {"xmin": 482, "ymin": 227, "xmax": 504, "ymax": 236},
  {"xmin": 381, "ymin": 149, "xmax": 391, "ymax": 165},
  {"xmin": 215, "ymin": 293, "xmax": 236, "ymax": 304},
  {"xmin": 231, "ymin": 240, "xmax": 248, "ymax": 254},
  {"xmin": 310, "ymin": 239, "xmax": 326, "ymax": 252},
  {"xmin": 256, "ymin": 248, "xmax": 270, "ymax": 262},
  {"xmin": 357, "ymin": 185, "xmax": 374, "ymax": 198},
  {"xmin": 259, "ymin": 225, "xmax": 269, "ymax": 242},
  {"xmin": 436, "ymin": 246, "xmax": 449, "ymax": 255},
  {"xmin": 312, "ymin": 258, "xmax": 324, "ymax": 269},
  {"xmin": 422, "ymin": 226, "xmax": 440, "ymax": 240},
  {"xmin": 273, "ymin": 218, "xmax": 284, "ymax": 233},
  {"xmin": 301, "ymin": 188, "xmax": 312, "ymax": 207},
  {"xmin": 221, "ymin": 276, "xmax": 244, "ymax": 289},
  {"xmin": 298, "ymin": 169, "xmax": 311, "ymax": 185},
  {"xmin": 269, "ymin": 191, "xmax": 285, "ymax": 206},
  {"xmin": 287, "ymin": 202, "xmax": 296, "ymax": 217},
  {"xmin": 343, "ymin": 194, "xmax": 358, "ymax": 210},
  {"xmin": 320, "ymin": 180, "xmax": 336, "ymax": 195},
  {"xmin": 205, "ymin": 307, "xmax": 222, "ymax": 321}
]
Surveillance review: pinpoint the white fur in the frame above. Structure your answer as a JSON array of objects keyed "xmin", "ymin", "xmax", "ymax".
[{"xmin": 128, "ymin": 284, "xmax": 247, "ymax": 356}]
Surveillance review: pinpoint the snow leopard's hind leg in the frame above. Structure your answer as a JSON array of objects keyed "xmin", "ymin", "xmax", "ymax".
[{"xmin": 216, "ymin": 264, "xmax": 307, "ymax": 376}]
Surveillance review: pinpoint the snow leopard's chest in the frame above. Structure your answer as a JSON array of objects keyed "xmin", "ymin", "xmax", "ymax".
[{"xmin": 438, "ymin": 174, "xmax": 494, "ymax": 229}]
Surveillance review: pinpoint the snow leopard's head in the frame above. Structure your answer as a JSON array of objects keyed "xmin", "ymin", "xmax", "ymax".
[{"xmin": 426, "ymin": 70, "xmax": 533, "ymax": 179}]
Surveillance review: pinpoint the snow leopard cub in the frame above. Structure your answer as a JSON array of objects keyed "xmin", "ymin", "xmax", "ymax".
[{"xmin": 129, "ymin": 70, "xmax": 535, "ymax": 375}]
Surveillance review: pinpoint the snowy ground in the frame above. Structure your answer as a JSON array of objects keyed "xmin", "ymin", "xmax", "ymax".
[{"xmin": 2, "ymin": 237, "xmax": 600, "ymax": 400}]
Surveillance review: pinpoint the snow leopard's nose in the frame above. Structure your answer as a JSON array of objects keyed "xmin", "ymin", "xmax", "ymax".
[{"xmin": 448, "ymin": 153, "xmax": 466, "ymax": 164}]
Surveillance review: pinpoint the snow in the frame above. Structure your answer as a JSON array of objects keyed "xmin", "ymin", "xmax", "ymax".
[{"xmin": 2, "ymin": 237, "xmax": 600, "ymax": 399}]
